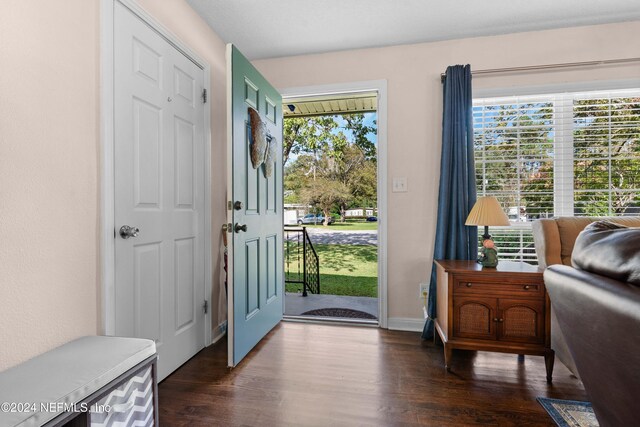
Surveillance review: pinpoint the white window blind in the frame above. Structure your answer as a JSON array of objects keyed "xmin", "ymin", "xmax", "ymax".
[
  {"xmin": 473, "ymin": 89, "xmax": 640, "ymax": 264},
  {"xmin": 572, "ymin": 90, "xmax": 640, "ymax": 216}
]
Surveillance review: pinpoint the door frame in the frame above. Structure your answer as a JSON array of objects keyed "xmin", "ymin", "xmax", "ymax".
[
  {"xmin": 280, "ymin": 80, "xmax": 388, "ymax": 328},
  {"xmin": 100, "ymin": 0, "xmax": 213, "ymax": 345}
]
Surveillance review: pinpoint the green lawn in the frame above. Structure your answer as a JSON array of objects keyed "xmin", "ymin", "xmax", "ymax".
[
  {"xmin": 285, "ymin": 243, "xmax": 378, "ymax": 297},
  {"xmin": 303, "ymin": 220, "xmax": 378, "ymax": 231}
]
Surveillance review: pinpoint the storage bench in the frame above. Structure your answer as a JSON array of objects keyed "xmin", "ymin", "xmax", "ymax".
[{"xmin": 0, "ymin": 336, "xmax": 157, "ymax": 426}]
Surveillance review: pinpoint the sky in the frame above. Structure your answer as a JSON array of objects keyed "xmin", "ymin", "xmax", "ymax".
[{"xmin": 333, "ymin": 112, "xmax": 378, "ymax": 145}]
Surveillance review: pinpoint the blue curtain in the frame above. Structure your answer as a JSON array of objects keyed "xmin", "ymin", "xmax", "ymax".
[{"xmin": 422, "ymin": 65, "xmax": 477, "ymax": 340}]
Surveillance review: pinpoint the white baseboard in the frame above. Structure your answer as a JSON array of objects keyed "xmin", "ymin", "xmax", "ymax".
[
  {"xmin": 210, "ymin": 321, "xmax": 227, "ymax": 345},
  {"xmin": 387, "ymin": 317, "xmax": 425, "ymax": 332}
]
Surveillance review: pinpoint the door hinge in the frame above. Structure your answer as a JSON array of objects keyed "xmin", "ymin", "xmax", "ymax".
[
  {"xmin": 203, "ymin": 300, "xmax": 209, "ymax": 314},
  {"xmin": 202, "ymin": 88, "xmax": 207, "ymax": 103}
]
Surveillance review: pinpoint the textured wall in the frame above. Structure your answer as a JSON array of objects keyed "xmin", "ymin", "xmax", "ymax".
[
  {"xmin": 253, "ymin": 21, "xmax": 640, "ymax": 321},
  {"xmin": 0, "ymin": 0, "xmax": 228, "ymax": 371},
  {"xmin": 0, "ymin": 0, "xmax": 100, "ymax": 370}
]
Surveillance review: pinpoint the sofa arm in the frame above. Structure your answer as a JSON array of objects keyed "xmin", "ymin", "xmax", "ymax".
[
  {"xmin": 532, "ymin": 219, "xmax": 562, "ymax": 269},
  {"xmin": 544, "ymin": 265, "xmax": 640, "ymax": 426}
]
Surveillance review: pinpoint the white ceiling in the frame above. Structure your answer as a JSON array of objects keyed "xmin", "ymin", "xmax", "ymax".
[{"xmin": 186, "ymin": 0, "xmax": 640, "ymax": 60}]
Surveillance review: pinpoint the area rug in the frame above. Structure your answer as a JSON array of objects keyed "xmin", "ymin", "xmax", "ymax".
[
  {"xmin": 537, "ymin": 397, "xmax": 598, "ymax": 427},
  {"xmin": 301, "ymin": 308, "xmax": 377, "ymax": 320}
]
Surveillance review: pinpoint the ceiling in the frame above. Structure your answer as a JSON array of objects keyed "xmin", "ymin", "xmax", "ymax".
[
  {"xmin": 284, "ymin": 93, "xmax": 377, "ymax": 118},
  {"xmin": 186, "ymin": 0, "xmax": 640, "ymax": 60}
]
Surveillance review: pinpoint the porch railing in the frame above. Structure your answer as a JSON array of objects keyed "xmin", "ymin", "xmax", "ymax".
[{"xmin": 284, "ymin": 226, "xmax": 320, "ymax": 296}]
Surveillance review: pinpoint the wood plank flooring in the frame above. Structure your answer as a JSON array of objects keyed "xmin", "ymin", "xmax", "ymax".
[{"xmin": 158, "ymin": 322, "xmax": 587, "ymax": 426}]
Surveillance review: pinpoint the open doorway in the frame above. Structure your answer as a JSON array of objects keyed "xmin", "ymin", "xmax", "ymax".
[{"xmin": 281, "ymin": 91, "xmax": 379, "ymax": 323}]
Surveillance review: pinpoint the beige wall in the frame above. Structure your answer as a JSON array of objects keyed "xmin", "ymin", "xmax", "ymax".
[
  {"xmin": 253, "ymin": 21, "xmax": 640, "ymax": 321},
  {"xmin": 0, "ymin": 0, "xmax": 227, "ymax": 371},
  {"xmin": 0, "ymin": 0, "xmax": 100, "ymax": 370}
]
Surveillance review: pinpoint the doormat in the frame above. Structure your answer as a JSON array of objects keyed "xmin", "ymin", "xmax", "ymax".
[
  {"xmin": 537, "ymin": 397, "xmax": 598, "ymax": 427},
  {"xmin": 301, "ymin": 308, "xmax": 377, "ymax": 320}
]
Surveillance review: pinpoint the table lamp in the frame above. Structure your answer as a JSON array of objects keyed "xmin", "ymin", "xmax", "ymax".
[{"xmin": 465, "ymin": 196, "xmax": 510, "ymax": 267}]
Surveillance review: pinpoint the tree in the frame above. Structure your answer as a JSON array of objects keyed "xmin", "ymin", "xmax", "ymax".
[
  {"xmin": 283, "ymin": 113, "xmax": 376, "ymax": 166},
  {"xmin": 477, "ymin": 96, "xmax": 640, "ymax": 218},
  {"xmin": 300, "ymin": 178, "xmax": 351, "ymax": 225},
  {"xmin": 476, "ymin": 101, "xmax": 555, "ymax": 219},
  {"xmin": 342, "ymin": 114, "xmax": 377, "ymax": 160},
  {"xmin": 283, "ymin": 116, "xmax": 347, "ymax": 166},
  {"xmin": 572, "ymin": 96, "xmax": 640, "ymax": 215},
  {"xmin": 330, "ymin": 145, "xmax": 377, "ymax": 220},
  {"xmin": 283, "ymin": 113, "xmax": 378, "ymax": 224}
]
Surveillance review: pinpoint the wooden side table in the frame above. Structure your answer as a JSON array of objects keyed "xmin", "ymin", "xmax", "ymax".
[{"xmin": 433, "ymin": 260, "xmax": 554, "ymax": 382}]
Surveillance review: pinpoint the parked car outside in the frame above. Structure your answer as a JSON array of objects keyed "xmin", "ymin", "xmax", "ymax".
[
  {"xmin": 366, "ymin": 216, "xmax": 378, "ymax": 222},
  {"xmin": 298, "ymin": 214, "xmax": 334, "ymax": 225}
]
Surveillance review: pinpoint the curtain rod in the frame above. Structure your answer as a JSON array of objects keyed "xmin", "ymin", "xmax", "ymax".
[{"xmin": 440, "ymin": 57, "xmax": 640, "ymax": 83}]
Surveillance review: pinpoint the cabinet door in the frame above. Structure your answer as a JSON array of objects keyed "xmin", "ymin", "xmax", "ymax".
[
  {"xmin": 498, "ymin": 298, "xmax": 545, "ymax": 344},
  {"xmin": 453, "ymin": 296, "xmax": 497, "ymax": 340}
]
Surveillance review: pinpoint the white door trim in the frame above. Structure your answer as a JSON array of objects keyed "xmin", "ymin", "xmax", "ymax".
[
  {"xmin": 280, "ymin": 80, "xmax": 388, "ymax": 329},
  {"xmin": 100, "ymin": 0, "xmax": 213, "ymax": 345}
]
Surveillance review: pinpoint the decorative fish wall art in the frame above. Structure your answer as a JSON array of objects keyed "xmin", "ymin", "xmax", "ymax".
[
  {"xmin": 263, "ymin": 136, "xmax": 277, "ymax": 178},
  {"xmin": 248, "ymin": 107, "xmax": 267, "ymax": 169},
  {"xmin": 248, "ymin": 107, "xmax": 277, "ymax": 178}
]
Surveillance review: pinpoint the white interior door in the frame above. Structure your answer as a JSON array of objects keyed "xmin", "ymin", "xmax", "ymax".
[{"xmin": 113, "ymin": 2, "xmax": 206, "ymax": 380}]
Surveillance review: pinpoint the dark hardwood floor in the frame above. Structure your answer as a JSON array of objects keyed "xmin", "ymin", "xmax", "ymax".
[{"xmin": 158, "ymin": 322, "xmax": 586, "ymax": 426}]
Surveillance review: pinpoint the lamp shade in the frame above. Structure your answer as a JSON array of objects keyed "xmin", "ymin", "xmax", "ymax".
[{"xmin": 465, "ymin": 196, "xmax": 510, "ymax": 226}]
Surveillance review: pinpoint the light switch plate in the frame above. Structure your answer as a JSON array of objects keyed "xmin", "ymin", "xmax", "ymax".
[{"xmin": 392, "ymin": 177, "xmax": 408, "ymax": 192}]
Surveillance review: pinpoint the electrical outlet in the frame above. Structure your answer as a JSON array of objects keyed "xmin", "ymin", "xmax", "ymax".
[{"xmin": 419, "ymin": 282, "xmax": 429, "ymax": 300}]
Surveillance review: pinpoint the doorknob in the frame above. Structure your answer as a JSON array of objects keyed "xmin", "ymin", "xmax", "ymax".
[
  {"xmin": 119, "ymin": 225, "xmax": 139, "ymax": 239},
  {"xmin": 234, "ymin": 223, "xmax": 247, "ymax": 233},
  {"xmin": 233, "ymin": 201, "xmax": 244, "ymax": 210}
]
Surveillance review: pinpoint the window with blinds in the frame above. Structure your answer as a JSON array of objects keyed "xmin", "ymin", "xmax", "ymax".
[{"xmin": 473, "ymin": 89, "xmax": 640, "ymax": 264}]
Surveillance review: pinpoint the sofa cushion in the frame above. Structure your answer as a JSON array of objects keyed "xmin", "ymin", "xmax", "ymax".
[
  {"xmin": 572, "ymin": 221, "xmax": 640, "ymax": 286},
  {"xmin": 556, "ymin": 216, "xmax": 640, "ymax": 265},
  {"xmin": 556, "ymin": 217, "xmax": 595, "ymax": 265}
]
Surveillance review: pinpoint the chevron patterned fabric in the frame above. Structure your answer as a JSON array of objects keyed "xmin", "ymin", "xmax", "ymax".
[{"xmin": 90, "ymin": 366, "xmax": 154, "ymax": 426}]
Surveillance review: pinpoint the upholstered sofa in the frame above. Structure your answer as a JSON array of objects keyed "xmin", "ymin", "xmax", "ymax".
[
  {"xmin": 543, "ymin": 222, "xmax": 640, "ymax": 427},
  {"xmin": 532, "ymin": 216, "xmax": 640, "ymax": 375}
]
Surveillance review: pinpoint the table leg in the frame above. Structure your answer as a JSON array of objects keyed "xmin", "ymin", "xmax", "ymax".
[
  {"xmin": 545, "ymin": 350, "xmax": 555, "ymax": 383},
  {"xmin": 444, "ymin": 344, "xmax": 452, "ymax": 372}
]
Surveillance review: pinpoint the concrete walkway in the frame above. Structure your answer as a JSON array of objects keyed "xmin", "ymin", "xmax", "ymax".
[{"xmin": 285, "ymin": 292, "xmax": 378, "ymax": 319}]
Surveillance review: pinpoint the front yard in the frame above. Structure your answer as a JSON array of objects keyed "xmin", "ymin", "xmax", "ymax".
[{"xmin": 285, "ymin": 243, "xmax": 378, "ymax": 297}]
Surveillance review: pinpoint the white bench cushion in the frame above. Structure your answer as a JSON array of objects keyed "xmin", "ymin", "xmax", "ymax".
[{"xmin": 0, "ymin": 336, "xmax": 156, "ymax": 427}]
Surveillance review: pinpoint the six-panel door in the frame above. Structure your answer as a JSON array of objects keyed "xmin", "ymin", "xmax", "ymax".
[
  {"xmin": 228, "ymin": 45, "xmax": 284, "ymax": 367},
  {"xmin": 113, "ymin": 2, "xmax": 206, "ymax": 380}
]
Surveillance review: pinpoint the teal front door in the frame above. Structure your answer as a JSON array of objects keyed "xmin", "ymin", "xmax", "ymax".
[{"xmin": 227, "ymin": 45, "xmax": 283, "ymax": 367}]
